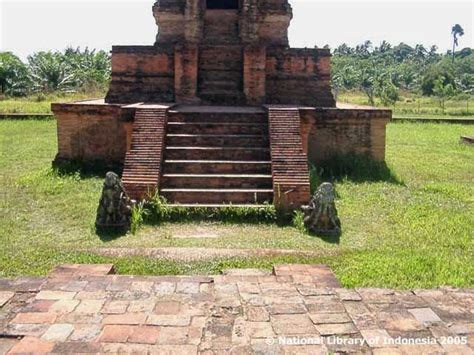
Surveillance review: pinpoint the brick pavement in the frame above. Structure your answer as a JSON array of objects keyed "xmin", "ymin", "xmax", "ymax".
[{"xmin": 0, "ymin": 264, "xmax": 472, "ymax": 354}]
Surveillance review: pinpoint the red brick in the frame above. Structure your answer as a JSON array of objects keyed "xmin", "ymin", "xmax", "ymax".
[
  {"xmin": 8, "ymin": 337, "xmax": 55, "ymax": 354},
  {"xmin": 155, "ymin": 326, "xmax": 188, "ymax": 345},
  {"xmin": 103, "ymin": 312, "xmax": 147, "ymax": 325},
  {"xmin": 154, "ymin": 300, "xmax": 181, "ymax": 315},
  {"xmin": 11, "ymin": 312, "xmax": 57, "ymax": 324},
  {"xmin": 23, "ymin": 300, "xmax": 55, "ymax": 313},
  {"xmin": 99, "ymin": 325, "xmax": 135, "ymax": 343},
  {"xmin": 128, "ymin": 326, "xmax": 161, "ymax": 344}
]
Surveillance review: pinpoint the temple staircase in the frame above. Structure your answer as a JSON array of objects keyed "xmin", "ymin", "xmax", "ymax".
[
  {"xmin": 122, "ymin": 106, "xmax": 311, "ymax": 209},
  {"xmin": 160, "ymin": 107, "xmax": 273, "ymax": 205}
]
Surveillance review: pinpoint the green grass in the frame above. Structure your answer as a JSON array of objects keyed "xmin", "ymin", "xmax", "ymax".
[
  {"xmin": 0, "ymin": 120, "xmax": 473, "ymax": 288},
  {"xmin": 339, "ymin": 91, "xmax": 474, "ymax": 118},
  {"xmin": 0, "ymin": 92, "xmax": 105, "ymax": 114}
]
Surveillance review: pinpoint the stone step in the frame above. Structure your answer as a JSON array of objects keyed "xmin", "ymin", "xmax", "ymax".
[
  {"xmin": 165, "ymin": 204, "xmax": 271, "ymax": 208},
  {"xmin": 163, "ymin": 160, "xmax": 272, "ymax": 174},
  {"xmin": 161, "ymin": 188, "xmax": 273, "ymax": 204},
  {"xmin": 168, "ymin": 112, "xmax": 267, "ymax": 124},
  {"xmin": 199, "ymin": 91, "xmax": 246, "ymax": 105},
  {"xmin": 167, "ymin": 122, "xmax": 268, "ymax": 135},
  {"xmin": 166, "ymin": 134, "xmax": 269, "ymax": 147},
  {"xmin": 198, "ymin": 79, "xmax": 241, "ymax": 92},
  {"xmin": 165, "ymin": 147, "xmax": 270, "ymax": 160},
  {"xmin": 161, "ymin": 174, "xmax": 273, "ymax": 189}
]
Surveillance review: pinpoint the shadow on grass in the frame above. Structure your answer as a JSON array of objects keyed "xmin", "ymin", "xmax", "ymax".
[
  {"xmin": 308, "ymin": 231, "xmax": 341, "ymax": 244},
  {"xmin": 96, "ymin": 227, "xmax": 129, "ymax": 242},
  {"xmin": 309, "ymin": 153, "xmax": 404, "ymax": 193},
  {"xmin": 52, "ymin": 159, "xmax": 123, "ymax": 179}
]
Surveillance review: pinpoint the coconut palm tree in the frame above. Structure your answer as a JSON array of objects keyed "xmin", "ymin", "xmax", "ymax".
[{"xmin": 451, "ymin": 24, "xmax": 464, "ymax": 63}]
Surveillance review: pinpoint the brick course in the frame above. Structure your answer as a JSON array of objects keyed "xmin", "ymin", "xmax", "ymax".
[
  {"xmin": 122, "ymin": 107, "xmax": 169, "ymax": 200},
  {"xmin": 267, "ymin": 107, "xmax": 311, "ymax": 210}
]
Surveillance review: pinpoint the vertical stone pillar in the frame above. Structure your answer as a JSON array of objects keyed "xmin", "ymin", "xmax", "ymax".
[
  {"xmin": 174, "ymin": 44, "xmax": 200, "ymax": 104},
  {"xmin": 240, "ymin": 0, "xmax": 259, "ymax": 43},
  {"xmin": 243, "ymin": 45, "xmax": 266, "ymax": 105},
  {"xmin": 185, "ymin": 0, "xmax": 204, "ymax": 43}
]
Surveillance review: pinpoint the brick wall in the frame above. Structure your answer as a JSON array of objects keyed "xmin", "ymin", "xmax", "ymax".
[
  {"xmin": 175, "ymin": 44, "xmax": 200, "ymax": 103},
  {"xmin": 105, "ymin": 46, "xmax": 175, "ymax": 104},
  {"xmin": 52, "ymin": 103, "xmax": 129, "ymax": 166},
  {"xmin": 266, "ymin": 48, "xmax": 336, "ymax": 107},
  {"xmin": 243, "ymin": 46, "xmax": 266, "ymax": 105},
  {"xmin": 300, "ymin": 108, "xmax": 392, "ymax": 163}
]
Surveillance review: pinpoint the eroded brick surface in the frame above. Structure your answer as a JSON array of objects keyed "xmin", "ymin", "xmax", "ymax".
[{"xmin": 0, "ymin": 264, "xmax": 472, "ymax": 354}]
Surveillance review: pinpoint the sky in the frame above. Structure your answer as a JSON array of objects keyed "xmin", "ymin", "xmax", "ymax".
[{"xmin": 0, "ymin": 0, "xmax": 472, "ymax": 60}]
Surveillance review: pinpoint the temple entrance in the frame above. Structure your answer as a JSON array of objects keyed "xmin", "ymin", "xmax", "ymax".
[
  {"xmin": 201, "ymin": 0, "xmax": 243, "ymax": 104},
  {"xmin": 198, "ymin": 45, "xmax": 245, "ymax": 105},
  {"xmin": 206, "ymin": 0, "xmax": 239, "ymax": 10}
]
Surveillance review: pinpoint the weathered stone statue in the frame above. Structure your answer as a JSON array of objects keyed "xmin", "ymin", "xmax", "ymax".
[
  {"xmin": 302, "ymin": 182, "xmax": 341, "ymax": 236},
  {"xmin": 96, "ymin": 172, "xmax": 133, "ymax": 233}
]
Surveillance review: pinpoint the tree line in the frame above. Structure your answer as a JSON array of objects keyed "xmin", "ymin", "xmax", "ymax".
[
  {"xmin": 0, "ymin": 48, "xmax": 111, "ymax": 96},
  {"xmin": 331, "ymin": 40, "xmax": 473, "ymax": 107},
  {"xmin": 0, "ymin": 40, "xmax": 472, "ymax": 109}
]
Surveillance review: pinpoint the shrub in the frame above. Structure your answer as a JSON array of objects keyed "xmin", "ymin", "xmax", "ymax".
[{"xmin": 0, "ymin": 52, "xmax": 31, "ymax": 96}]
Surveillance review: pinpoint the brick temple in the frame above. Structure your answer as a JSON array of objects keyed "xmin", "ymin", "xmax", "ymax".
[{"xmin": 52, "ymin": 0, "xmax": 391, "ymax": 210}]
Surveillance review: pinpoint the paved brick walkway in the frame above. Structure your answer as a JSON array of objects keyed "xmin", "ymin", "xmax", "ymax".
[{"xmin": 0, "ymin": 264, "xmax": 472, "ymax": 354}]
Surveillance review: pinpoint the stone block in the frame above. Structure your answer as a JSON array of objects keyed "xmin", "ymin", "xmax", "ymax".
[
  {"xmin": 128, "ymin": 325, "xmax": 161, "ymax": 344},
  {"xmin": 0, "ymin": 291, "xmax": 15, "ymax": 307},
  {"xmin": 99, "ymin": 325, "xmax": 135, "ymax": 343},
  {"xmin": 103, "ymin": 312, "xmax": 147, "ymax": 325},
  {"xmin": 8, "ymin": 337, "xmax": 55, "ymax": 354},
  {"xmin": 11, "ymin": 312, "xmax": 57, "ymax": 324},
  {"xmin": 41, "ymin": 323, "xmax": 74, "ymax": 342}
]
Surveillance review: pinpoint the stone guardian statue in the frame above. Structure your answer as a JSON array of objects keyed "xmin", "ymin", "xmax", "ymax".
[
  {"xmin": 302, "ymin": 182, "xmax": 341, "ymax": 236},
  {"xmin": 96, "ymin": 172, "xmax": 133, "ymax": 233}
]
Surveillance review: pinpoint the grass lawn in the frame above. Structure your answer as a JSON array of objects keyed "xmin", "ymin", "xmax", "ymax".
[
  {"xmin": 0, "ymin": 120, "xmax": 473, "ymax": 289},
  {"xmin": 339, "ymin": 91, "xmax": 474, "ymax": 118},
  {"xmin": 0, "ymin": 92, "xmax": 105, "ymax": 114}
]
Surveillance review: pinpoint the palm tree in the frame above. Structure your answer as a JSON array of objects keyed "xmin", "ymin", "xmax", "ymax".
[{"xmin": 451, "ymin": 24, "xmax": 464, "ymax": 63}]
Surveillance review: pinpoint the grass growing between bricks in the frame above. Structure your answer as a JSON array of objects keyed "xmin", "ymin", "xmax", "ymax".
[{"xmin": 0, "ymin": 120, "xmax": 473, "ymax": 288}]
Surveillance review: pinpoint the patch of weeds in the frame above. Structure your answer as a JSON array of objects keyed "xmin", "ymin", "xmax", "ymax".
[
  {"xmin": 144, "ymin": 193, "xmax": 279, "ymax": 224},
  {"xmin": 292, "ymin": 210, "xmax": 306, "ymax": 233},
  {"xmin": 130, "ymin": 201, "xmax": 147, "ymax": 235}
]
